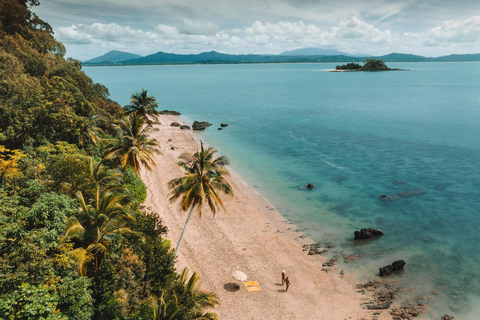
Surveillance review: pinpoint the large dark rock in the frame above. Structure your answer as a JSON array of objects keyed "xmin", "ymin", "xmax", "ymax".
[
  {"xmin": 192, "ymin": 121, "xmax": 212, "ymax": 130},
  {"xmin": 379, "ymin": 265, "xmax": 394, "ymax": 276},
  {"xmin": 159, "ymin": 110, "xmax": 181, "ymax": 115},
  {"xmin": 180, "ymin": 125, "xmax": 191, "ymax": 130},
  {"xmin": 221, "ymin": 123, "xmax": 228, "ymax": 127},
  {"xmin": 171, "ymin": 122, "xmax": 180, "ymax": 127},
  {"xmin": 392, "ymin": 260, "xmax": 406, "ymax": 271},
  {"xmin": 379, "ymin": 260, "xmax": 406, "ymax": 276},
  {"xmin": 307, "ymin": 183, "xmax": 314, "ymax": 190},
  {"xmin": 354, "ymin": 228, "xmax": 384, "ymax": 240}
]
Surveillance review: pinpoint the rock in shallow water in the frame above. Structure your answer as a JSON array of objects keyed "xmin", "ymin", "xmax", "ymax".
[{"xmin": 354, "ymin": 228, "xmax": 384, "ymax": 240}]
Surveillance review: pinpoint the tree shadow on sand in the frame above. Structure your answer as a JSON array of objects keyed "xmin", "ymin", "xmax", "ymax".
[{"xmin": 224, "ymin": 282, "xmax": 241, "ymax": 292}]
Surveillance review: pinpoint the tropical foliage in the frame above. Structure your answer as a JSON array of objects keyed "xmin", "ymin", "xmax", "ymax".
[
  {"xmin": 104, "ymin": 113, "xmax": 161, "ymax": 173},
  {"xmin": 169, "ymin": 141, "xmax": 233, "ymax": 255},
  {"xmin": 123, "ymin": 89, "xmax": 161, "ymax": 124},
  {"xmin": 335, "ymin": 59, "xmax": 390, "ymax": 71},
  {"xmin": 0, "ymin": 1, "xmax": 220, "ymax": 319}
]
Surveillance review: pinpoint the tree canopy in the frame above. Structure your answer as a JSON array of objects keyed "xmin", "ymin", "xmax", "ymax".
[{"xmin": 0, "ymin": 1, "xmax": 219, "ymax": 319}]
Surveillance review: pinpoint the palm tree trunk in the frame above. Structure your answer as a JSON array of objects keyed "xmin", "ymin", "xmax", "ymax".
[{"xmin": 175, "ymin": 205, "xmax": 195, "ymax": 256}]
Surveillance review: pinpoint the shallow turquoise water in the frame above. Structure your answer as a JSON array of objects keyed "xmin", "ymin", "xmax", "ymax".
[{"xmin": 84, "ymin": 62, "xmax": 480, "ymax": 318}]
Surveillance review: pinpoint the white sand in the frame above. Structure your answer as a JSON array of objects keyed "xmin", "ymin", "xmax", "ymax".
[{"xmin": 141, "ymin": 115, "xmax": 390, "ymax": 319}]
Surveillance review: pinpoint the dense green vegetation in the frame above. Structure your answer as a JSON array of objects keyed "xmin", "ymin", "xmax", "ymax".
[
  {"xmin": 0, "ymin": 1, "xmax": 220, "ymax": 319},
  {"xmin": 336, "ymin": 59, "xmax": 390, "ymax": 71}
]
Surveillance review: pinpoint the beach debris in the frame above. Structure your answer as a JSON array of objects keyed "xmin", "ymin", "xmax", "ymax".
[
  {"xmin": 354, "ymin": 228, "xmax": 384, "ymax": 240},
  {"xmin": 180, "ymin": 125, "xmax": 191, "ymax": 130},
  {"xmin": 221, "ymin": 123, "xmax": 228, "ymax": 127},
  {"xmin": 380, "ymin": 189, "xmax": 427, "ymax": 200},
  {"xmin": 322, "ymin": 258, "xmax": 338, "ymax": 267},
  {"xmin": 303, "ymin": 243, "xmax": 328, "ymax": 255},
  {"xmin": 390, "ymin": 304, "xmax": 426, "ymax": 319},
  {"xmin": 379, "ymin": 260, "xmax": 406, "ymax": 276},
  {"xmin": 306, "ymin": 183, "xmax": 314, "ymax": 190},
  {"xmin": 159, "ymin": 110, "xmax": 181, "ymax": 115},
  {"xmin": 343, "ymin": 254, "xmax": 363, "ymax": 263},
  {"xmin": 192, "ymin": 121, "xmax": 212, "ymax": 130},
  {"xmin": 171, "ymin": 122, "xmax": 181, "ymax": 127}
]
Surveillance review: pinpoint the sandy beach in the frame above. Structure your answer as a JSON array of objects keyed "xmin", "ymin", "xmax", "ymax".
[{"xmin": 141, "ymin": 115, "xmax": 391, "ymax": 320}]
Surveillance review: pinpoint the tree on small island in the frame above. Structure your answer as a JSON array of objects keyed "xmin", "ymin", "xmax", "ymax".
[{"xmin": 335, "ymin": 58, "xmax": 392, "ymax": 71}]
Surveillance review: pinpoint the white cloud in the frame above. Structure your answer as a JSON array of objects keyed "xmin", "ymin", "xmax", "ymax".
[
  {"xmin": 331, "ymin": 17, "xmax": 392, "ymax": 44},
  {"xmin": 424, "ymin": 15, "xmax": 480, "ymax": 44},
  {"xmin": 55, "ymin": 15, "xmax": 480, "ymax": 60}
]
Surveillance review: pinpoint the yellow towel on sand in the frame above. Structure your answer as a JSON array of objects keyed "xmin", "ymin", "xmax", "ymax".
[{"xmin": 243, "ymin": 280, "xmax": 261, "ymax": 292}]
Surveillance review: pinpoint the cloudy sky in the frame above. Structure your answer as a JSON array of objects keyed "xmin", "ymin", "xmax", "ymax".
[{"xmin": 32, "ymin": 0, "xmax": 480, "ymax": 61}]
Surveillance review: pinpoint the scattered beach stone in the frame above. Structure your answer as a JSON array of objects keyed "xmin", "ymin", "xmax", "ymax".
[
  {"xmin": 180, "ymin": 125, "xmax": 191, "ymax": 130},
  {"xmin": 171, "ymin": 122, "xmax": 180, "ymax": 127},
  {"xmin": 380, "ymin": 260, "xmax": 406, "ymax": 276},
  {"xmin": 390, "ymin": 305, "xmax": 426, "ymax": 319},
  {"xmin": 192, "ymin": 121, "xmax": 212, "ymax": 130},
  {"xmin": 354, "ymin": 228, "xmax": 384, "ymax": 240},
  {"xmin": 221, "ymin": 123, "xmax": 228, "ymax": 127},
  {"xmin": 442, "ymin": 315, "xmax": 455, "ymax": 320},
  {"xmin": 344, "ymin": 254, "xmax": 363, "ymax": 263},
  {"xmin": 322, "ymin": 258, "xmax": 338, "ymax": 267},
  {"xmin": 218, "ymin": 127, "xmax": 222, "ymax": 130},
  {"xmin": 307, "ymin": 183, "xmax": 314, "ymax": 190},
  {"xmin": 159, "ymin": 110, "xmax": 181, "ymax": 115},
  {"xmin": 167, "ymin": 138, "xmax": 172, "ymax": 142}
]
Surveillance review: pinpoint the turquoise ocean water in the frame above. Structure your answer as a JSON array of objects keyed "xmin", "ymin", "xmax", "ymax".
[{"xmin": 84, "ymin": 62, "xmax": 480, "ymax": 318}]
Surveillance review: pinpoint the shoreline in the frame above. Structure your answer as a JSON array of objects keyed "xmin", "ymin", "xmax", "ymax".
[{"xmin": 141, "ymin": 115, "xmax": 393, "ymax": 319}]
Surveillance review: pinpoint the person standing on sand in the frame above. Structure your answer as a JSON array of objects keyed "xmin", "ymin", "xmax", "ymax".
[
  {"xmin": 285, "ymin": 277, "xmax": 291, "ymax": 292},
  {"xmin": 281, "ymin": 270, "xmax": 286, "ymax": 285}
]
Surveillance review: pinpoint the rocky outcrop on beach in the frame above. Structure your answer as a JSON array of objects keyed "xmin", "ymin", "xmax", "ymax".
[
  {"xmin": 192, "ymin": 121, "xmax": 212, "ymax": 130},
  {"xmin": 159, "ymin": 110, "xmax": 181, "ymax": 115},
  {"xmin": 302, "ymin": 243, "xmax": 328, "ymax": 255},
  {"xmin": 171, "ymin": 122, "xmax": 180, "ymax": 127},
  {"xmin": 379, "ymin": 260, "xmax": 406, "ymax": 276},
  {"xmin": 307, "ymin": 183, "xmax": 314, "ymax": 190},
  {"xmin": 358, "ymin": 281, "xmax": 403, "ymax": 311},
  {"xmin": 180, "ymin": 125, "xmax": 191, "ymax": 130},
  {"xmin": 221, "ymin": 123, "xmax": 228, "ymax": 127},
  {"xmin": 354, "ymin": 228, "xmax": 384, "ymax": 240},
  {"xmin": 380, "ymin": 189, "xmax": 427, "ymax": 200}
]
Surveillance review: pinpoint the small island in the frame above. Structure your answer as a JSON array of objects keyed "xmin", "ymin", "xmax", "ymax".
[{"xmin": 330, "ymin": 58, "xmax": 406, "ymax": 72}]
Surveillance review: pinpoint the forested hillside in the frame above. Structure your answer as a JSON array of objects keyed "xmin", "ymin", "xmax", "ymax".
[{"xmin": 0, "ymin": 1, "xmax": 218, "ymax": 319}]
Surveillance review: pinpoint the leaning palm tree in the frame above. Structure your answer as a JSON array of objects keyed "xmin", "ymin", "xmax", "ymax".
[
  {"xmin": 103, "ymin": 113, "xmax": 161, "ymax": 173},
  {"xmin": 65, "ymin": 190, "xmax": 136, "ymax": 276},
  {"xmin": 123, "ymin": 89, "xmax": 161, "ymax": 124},
  {"xmin": 168, "ymin": 141, "xmax": 233, "ymax": 256}
]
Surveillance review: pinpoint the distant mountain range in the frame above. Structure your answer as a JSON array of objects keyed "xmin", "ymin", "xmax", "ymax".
[
  {"xmin": 82, "ymin": 48, "xmax": 480, "ymax": 66},
  {"xmin": 84, "ymin": 50, "xmax": 143, "ymax": 64}
]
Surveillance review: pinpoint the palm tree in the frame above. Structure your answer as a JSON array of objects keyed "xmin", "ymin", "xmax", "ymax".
[
  {"xmin": 65, "ymin": 190, "xmax": 136, "ymax": 276},
  {"xmin": 154, "ymin": 268, "xmax": 219, "ymax": 320},
  {"xmin": 168, "ymin": 141, "xmax": 233, "ymax": 256},
  {"xmin": 123, "ymin": 89, "xmax": 161, "ymax": 124},
  {"xmin": 103, "ymin": 113, "xmax": 161, "ymax": 173}
]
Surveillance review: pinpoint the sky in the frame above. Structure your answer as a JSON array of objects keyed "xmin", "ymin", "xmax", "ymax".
[{"xmin": 32, "ymin": 0, "xmax": 480, "ymax": 61}]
